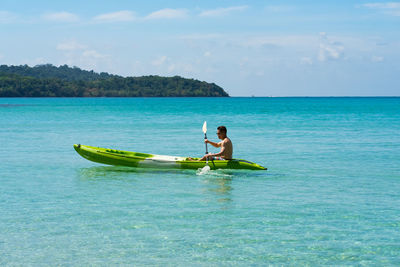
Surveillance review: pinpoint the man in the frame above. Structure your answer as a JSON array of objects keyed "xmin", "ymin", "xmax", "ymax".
[{"xmin": 199, "ymin": 126, "xmax": 233, "ymax": 161}]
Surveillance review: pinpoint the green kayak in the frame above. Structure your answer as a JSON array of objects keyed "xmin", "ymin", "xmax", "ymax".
[{"xmin": 74, "ymin": 144, "xmax": 267, "ymax": 170}]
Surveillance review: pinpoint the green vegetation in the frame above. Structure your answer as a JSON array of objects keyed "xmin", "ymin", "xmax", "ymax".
[{"xmin": 0, "ymin": 64, "xmax": 229, "ymax": 97}]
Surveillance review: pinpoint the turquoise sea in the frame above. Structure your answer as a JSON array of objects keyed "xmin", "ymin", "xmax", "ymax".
[{"xmin": 1, "ymin": 97, "xmax": 400, "ymax": 266}]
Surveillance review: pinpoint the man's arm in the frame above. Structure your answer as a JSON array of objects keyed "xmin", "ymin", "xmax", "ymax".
[
  {"xmin": 210, "ymin": 145, "xmax": 226, "ymax": 157},
  {"xmin": 207, "ymin": 140, "xmax": 226, "ymax": 157},
  {"xmin": 205, "ymin": 139, "xmax": 221, "ymax": 148}
]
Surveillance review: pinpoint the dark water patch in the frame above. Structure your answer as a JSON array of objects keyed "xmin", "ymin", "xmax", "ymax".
[{"xmin": 0, "ymin": 104, "xmax": 33, "ymax": 108}]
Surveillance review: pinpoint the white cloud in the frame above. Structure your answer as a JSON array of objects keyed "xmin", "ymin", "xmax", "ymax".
[
  {"xmin": 93, "ymin": 10, "xmax": 135, "ymax": 22},
  {"xmin": 83, "ymin": 50, "xmax": 107, "ymax": 59},
  {"xmin": 0, "ymin": 11, "xmax": 18, "ymax": 23},
  {"xmin": 319, "ymin": 44, "xmax": 344, "ymax": 61},
  {"xmin": 172, "ymin": 62, "xmax": 195, "ymax": 75},
  {"xmin": 371, "ymin": 56, "xmax": 384, "ymax": 62},
  {"xmin": 241, "ymin": 35, "xmax": 315, "ymax": 49},
  {"xmin": 361, "ymin": 2, "xmax": 400, "ymax": 16},
  {"xmin": 167, "ymin": 64, "xmax": 176, "ymax": 72},
  {"xmin": 199, "ymin": 6, "xmax": 248, "ymax": 17},
  {"xmin": 180, "ymin": 33, "xmax": 223, "ymax": 41},
  {"xmin": 145, "ymin": 8, "xmax": 188, "ymax": 19},
  {"xmin": 242, "ymin": 38, "xmax": 282, "ymax": 49},
  {"xmin": 265, "ymin": 5, "xmax": 294, "ymax": 13},
  {"xmin": 56, "ymin": 41, "xmax": 107, "ymax": 69},
  {"xmin": 363, "ymin": 2, "xmax": 400, "ymax": 9},
  {"xmin": 255, "ymin": 70, "xmax": 265, "ymax": 76},
  {"xmin": 318, "ymin": 32, "xmax": 344, "ymax": 61},
  {"xmin": 148, "ymin": 56, "xmax": 196, "ymax": 75},
  {"xmin": 240, "ymin": 57, "xmax": 249, "ymax": 67},
  {"xmin": 42, "ymin": 12, "xmax": 79, "ymax": 22},
  {"xmin": 57, "ymin": 41, "xmax": 87, "ymax": 51},
  {"xmin": 301, "ymin": 57, "xmax": 313, "ymax": 65},
  {"xmin": 57, "ymin": 43, "xmax": 109, "ymax": 71},
  {"xmin": 152, "ymin": 56, "xmax": 168, "ymax": 66},
  {"xmin": 204, "ymin": 51, "xmax": 211, "ymax": 57},
  {"xmin": 319, "ymin": 32, "xmax": 328, "ymax": 40}
]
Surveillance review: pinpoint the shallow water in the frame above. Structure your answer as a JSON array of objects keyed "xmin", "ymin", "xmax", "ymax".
[{"xmin": 1, "ymin": 97, "xmax": 400, "ymax": 265}]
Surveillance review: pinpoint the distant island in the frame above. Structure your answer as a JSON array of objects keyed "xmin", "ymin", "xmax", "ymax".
[{"xmin": 0, "ymin": 64, "xmax": 229, "ymax": 97}]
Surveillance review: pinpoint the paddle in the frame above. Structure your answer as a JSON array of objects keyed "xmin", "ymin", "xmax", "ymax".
[
  {"xmin": 202, "ymin": 121, "xmax": 211, "ymax": 172},
  {"xmin": 202, "ymin": 121, "xmax": 208, "ymax": 155}
]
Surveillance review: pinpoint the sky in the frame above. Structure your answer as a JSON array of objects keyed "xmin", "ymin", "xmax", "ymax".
[{"xmin": 0, "ymin": 0, "xmax": 399, "ymax": 96}]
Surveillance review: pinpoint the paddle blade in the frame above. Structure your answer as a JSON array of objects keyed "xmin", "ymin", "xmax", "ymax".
[{"xmin": 202, "ymin": 121, "xmax": 207, "ymax": 134}]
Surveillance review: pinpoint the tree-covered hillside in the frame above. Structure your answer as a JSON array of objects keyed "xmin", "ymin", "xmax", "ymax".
[{"xmin": 0, "ymin": 64, "xmax": 229, "ymax": 97}]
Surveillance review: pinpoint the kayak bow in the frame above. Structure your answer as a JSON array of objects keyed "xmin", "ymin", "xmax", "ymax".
[{"xmin": 74, "ymin": 144, "xmax": 267, "ymax": 170}]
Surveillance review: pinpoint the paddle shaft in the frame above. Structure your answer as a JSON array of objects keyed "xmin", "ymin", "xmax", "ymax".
[{"xmin": 204, "ymin": 133, "xmax": 208, "ymax": 154}]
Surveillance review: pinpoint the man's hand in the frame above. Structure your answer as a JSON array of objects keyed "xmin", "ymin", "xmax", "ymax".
[{"xmin": 204, "ymin": 139, "xmax": 209, "ymax": 144}]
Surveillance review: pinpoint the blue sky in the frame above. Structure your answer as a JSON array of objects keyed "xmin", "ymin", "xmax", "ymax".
[{"xmin": 1, "ymin": 0, "xmax": 399, "ymax": 96}]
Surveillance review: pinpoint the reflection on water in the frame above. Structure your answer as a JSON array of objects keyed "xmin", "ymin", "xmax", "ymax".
[
  {"xmin": 77, "ymin": 165, "xmax": 194, "ymax": 181},
  {"xmin": 198, "ymin": 169, "xmax": 234, "ymax": 205},
  {"xmin": 77, "ymin": 165, "xmax": 271, "ymax": 209},
  {"xmin": 78, "ymin": 165, "xmax": 247, "ymax": 181}
]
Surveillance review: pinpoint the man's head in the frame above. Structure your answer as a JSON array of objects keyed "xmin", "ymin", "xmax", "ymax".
[{"xmin": 217, "ymin": 126, "xmax": 227, "ymax": 139}]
